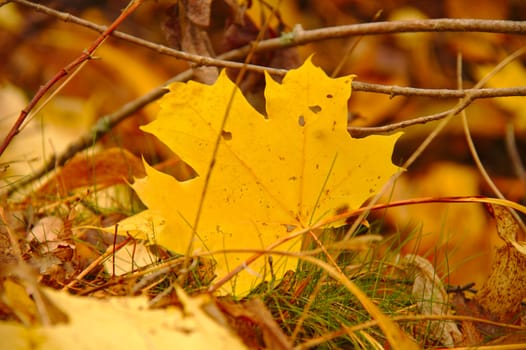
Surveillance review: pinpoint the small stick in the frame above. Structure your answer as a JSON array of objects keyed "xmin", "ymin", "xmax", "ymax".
[
  {"xmin": 0, "ymin": 0, "xmax": 145, "ymax": 157},
  {"xmin": 62, "ymin": 235, "xmax": 133, "ymax": 291}
]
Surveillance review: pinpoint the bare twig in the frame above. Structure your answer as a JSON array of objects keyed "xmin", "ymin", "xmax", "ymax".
[
  {"xmin": 11, "ymin": 0, "xmax": 526, "ymax": 84},
  {"xmin": 9, "ymin": 80, "xmax": 526, "ymax": 196},
  {"xmin": 348, "ymin": 85, "xmax": 526, "ymax": 137},
  {"xmin": 348, "ymin": 98, "xmax": 472, "ymax": 138},
  {"xmin": 352, "ymin": 82, "xmax": 526, "ymax": 99},
  {"xmin": 458, "ymin": 50, "xmax": 526, "ymax": 233},
  {"xmin": 339, "ymin": 47, "xmax": 526, "ymax": 255},
  {"xmin": 9, "ymin": 0, "xmax": 286, "ymax": 76},
  {"xmin": 11, "ymin": 0, "xmax": 526, "ymax": 73},
  {"xmin": 7, "ymin": 0, "xmax": 526, "ymax": 195},
  {"xmin": 0, "ymin": 0, "xmax": 145, "ymax": 157},
  {"xmin": 255, "ymin": 18, "xmax": 526, "ymax": 50},
  {"xmin": 62, "ymin": 236, "xmax": 133, "ymax": 291}
]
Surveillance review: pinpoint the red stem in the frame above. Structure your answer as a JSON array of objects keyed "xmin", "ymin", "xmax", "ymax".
[{"xmin": 0, "ymin": 0, "xmax": 144, "ymax": 157}]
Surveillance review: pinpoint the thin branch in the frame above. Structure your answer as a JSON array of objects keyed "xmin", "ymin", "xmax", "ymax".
[
  {"xmin": 10, "ymin": 78, "xmax": 526, "ymax": 196},
  {"xmin": 7, "ymin": 0, "xmax": 526, "ymax": 194},
  {"xmin": 458, "ymin": 51, "xmax": 526, "ymax": 233},
  {"xmin": 338, "ymin": 48, "xmax": 526, "ymax": 258},
  {"xmin": 10, "ymin": 0, "xmax": 286, "ymax": 76},
  {"xmin": 349, "ymin": 84, "xmax": 526, "ymax": 138},
  {"xmin": 11, "ymin": 0, "xmax": 526, "ymax": 99},
  {"xmin": 255, "ymin": 18, "xmax": 526, "ymax": 51},
  {"xmin": 349, "ymin": 49, "xmax": 526, "ymax": 138},
  {"xmin": 0, "ymin": 0, "xmax": 145, "ymax": 157},
  {"xmin": 5, "ymin": 78, "xmax": 174, "ymax": 196},
  {"xmin": 348, "ymin": 95, "xmax": 472, "ymax": 138},
  {"xmin": 8, "ymin": 77, "xmax": 526, "ymax": 195},
  {"xmin": 11, "ymin": 0, "xmax": 526, "ymax": 72},
  {"xmin": 12, "ymin": 0, "xmax": 526, "ymax": 102},
  {"xmin": 352, "ymin": 82, "xmax": 526, "ymax": 99}
]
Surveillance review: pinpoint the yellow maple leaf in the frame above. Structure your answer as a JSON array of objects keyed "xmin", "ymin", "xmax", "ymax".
[{"xmin": 116, "ymin": 58, "xmax": 401, "ymax": 295}]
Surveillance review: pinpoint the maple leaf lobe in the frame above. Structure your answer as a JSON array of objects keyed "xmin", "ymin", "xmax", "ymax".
[{"xmin": 126, "ymin": 58, "xmax": 401, "ymax": 295}]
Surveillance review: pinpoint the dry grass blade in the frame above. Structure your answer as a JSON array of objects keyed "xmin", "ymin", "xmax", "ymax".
[{"xmin": 299, "ymin": 255, "xmax": 420, "ymax": 349}]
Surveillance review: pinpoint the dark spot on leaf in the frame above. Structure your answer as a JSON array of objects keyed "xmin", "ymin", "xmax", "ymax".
[
  {"xmin": 289, "ymin": 176, "xmax": 297, "ymax": 181},
  {"xmin": 298, "ymin": 115, "xmax": 305, "ymax": 127},
  {"xmin": 221, "ymin": 130, "xmax": 232, "ymax": 140},
  {"xmin": 335, "ymin": 205, "xmax": 349, "ymax": 215},
  {"xmin": 315, "ymin": 164, "xmax": 319, "ymax": 170},
  {"xmin": 332, "ymin": 120, "xmax": 336, "ymax": 131},
  {"xmin": 315, "ymin": 130, "xmax": 326, "ymax": 140},
  {"xmin": 326, "ymin": 94, "xmax": 333, "ymax": 99},
  {"xmin": 309, "ymin": 105, "xmax": 322, "ymax": 113}
]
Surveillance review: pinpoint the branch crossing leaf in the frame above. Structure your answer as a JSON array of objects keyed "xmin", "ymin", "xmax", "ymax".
[{"xmin": 114, "ymin": 58, "xmax": 402, "ymax": 295}]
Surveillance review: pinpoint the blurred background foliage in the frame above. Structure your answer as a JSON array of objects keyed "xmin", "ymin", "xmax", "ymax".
[{"xmin": 1, "ymin": 0, "xmax": 526, "ymax": 288}]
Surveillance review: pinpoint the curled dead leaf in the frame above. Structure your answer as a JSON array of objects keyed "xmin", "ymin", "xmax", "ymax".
[
  {"xmin": 403, "ymin": 254, "xmax": 462, "ymax": 347},
  {"xmin": 473, "ymin": 205, "xmax": 526, "ymax": 322}
]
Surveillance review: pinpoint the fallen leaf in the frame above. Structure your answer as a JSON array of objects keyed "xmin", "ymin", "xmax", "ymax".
[
  {"xmin": 116, "ymin": 58, "xmax": 401, "ymax": 295},
  {"xmin": 163, "ymin": 0, "xmax": 217, "ymax": 84},
  {"xmin": 0, "ymin": 287, "xmax": 247, "ymax": 350},
  {"xmin": 103, "ymin": 241, "xmax": 157, "ymax": 276},
  {"xmin": 473, "ymin": 205, "xmax": 526, "ymax": 322},
  {"xmin": 27, "ymin": 216, "xmax": 72, "ymax": 253},
  {"xmin": 403, "ymin": 254, "xmax": 463, "ymax": 347},
  {"xmin": 218, "ymin": 298, "xmax": 292, "ymax": 350},
  {"xmin": 36, "ymin": 148, "xmax": 145, "ymax": 197}
]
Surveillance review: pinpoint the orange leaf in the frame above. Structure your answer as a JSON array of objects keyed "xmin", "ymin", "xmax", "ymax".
[{"xmin": 37, "ymin": 148, "xmax": 145, "ymax": 197}]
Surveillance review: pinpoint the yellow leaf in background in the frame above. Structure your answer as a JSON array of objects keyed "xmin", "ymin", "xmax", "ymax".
[
  {"xmin": 122, "ymin": 58, "xmax": 401, "ymax": 295},
  {"xmin": 475, "ymin": 60, "xmax": 526, "ymax": 132}
]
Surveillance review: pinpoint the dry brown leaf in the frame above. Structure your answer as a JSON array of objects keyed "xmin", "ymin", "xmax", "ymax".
[
  {"xmin": 218, "ymin": 297, "xmax": 292, "ymax": 350},
  {"xmin": 222, "ymin": 1, "xmax": 300, "ymax": 113},
  {"xmin": 102, "ymin": 241, "xmax": 156, "ymax": 276},
  {"xmin": 163, "ymin": 0, "xmax": 217, "ymax": 84},
  {"xmin": 27, "ymin": 216, "xmax": 71, "ymax": 253},
  {"xmin": 473, "ymin": 205, "xmax": 526, "ymax": 322},
  {"xmin": 36, "ymin": 148, "xmax": 145, "ymax": 197},
  {"xmin": 403, "ymin": 254, "xmax": 462, "ymax": 347}
]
